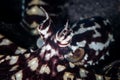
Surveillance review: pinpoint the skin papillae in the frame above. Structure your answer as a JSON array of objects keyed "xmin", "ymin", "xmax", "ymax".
[{"xmin": 0, "ymin": 7, "xmax": 117, "ymax": 80}]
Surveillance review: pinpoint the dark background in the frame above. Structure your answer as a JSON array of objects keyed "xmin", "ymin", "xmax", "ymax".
[{"xmin": 0, "ymin": 0, "xmax": 120, "ymax": 75}]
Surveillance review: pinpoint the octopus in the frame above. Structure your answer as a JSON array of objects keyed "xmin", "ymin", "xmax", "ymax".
[{"xmin": 0, "ymin": 7, "xmax": 116, "ymax": 80}]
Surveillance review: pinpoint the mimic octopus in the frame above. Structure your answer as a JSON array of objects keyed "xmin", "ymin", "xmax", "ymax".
[{"xmin": 0, "ymin": 7, "xmax": 116, "ymax": 80}]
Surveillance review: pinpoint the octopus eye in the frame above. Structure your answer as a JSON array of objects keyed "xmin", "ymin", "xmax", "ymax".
[
  {"xmin": 65, "ymin": 48, "xmax": 85, "ymax": 63},
  {"xmin": 55, "ymin": 21, "xmax": 73, "ymax": 47},
  {"xmin": 63, "ymin": 30, "xmax": 67, "ymax": 33}
]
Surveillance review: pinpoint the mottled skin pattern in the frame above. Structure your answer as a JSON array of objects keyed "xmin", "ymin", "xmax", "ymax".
[
  {"xmin": 0, "ymin": 8, "xmax": 115, "ymax": 80},
  {"xmin": 0, "ymin": 34, "xmax": 26, "ymax": 55}
]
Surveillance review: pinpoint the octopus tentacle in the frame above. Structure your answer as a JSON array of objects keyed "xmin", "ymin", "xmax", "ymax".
[{"xmin": 0, "ymin": 34, "xmax": 27, "ymax": 55}]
